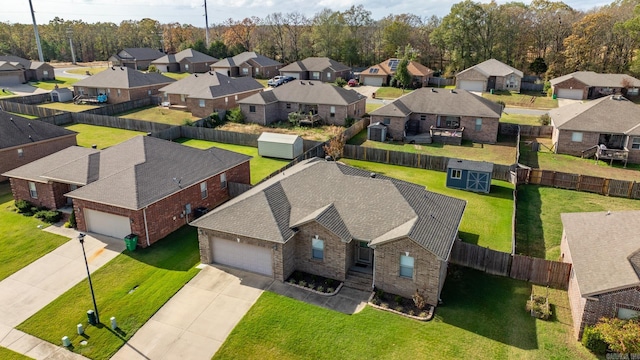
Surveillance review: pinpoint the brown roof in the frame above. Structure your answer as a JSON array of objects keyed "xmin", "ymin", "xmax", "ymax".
[
  {"xmin": 73, "ymin": 67, "xmax": 174, "ymax": 89},
  {"xmin": 238, "ymin": 80, "xmax": 365, "ymax": 106},
  {"xmin": 362, "ymin": 58, "xmax": 433, "ymax": 78},
  {"xmin": 550, "ymin": 71, "xmax": 640, "ymax": 87}
]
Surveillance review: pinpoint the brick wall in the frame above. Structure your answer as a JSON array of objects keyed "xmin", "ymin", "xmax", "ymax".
[
  {"xmin": 370, "ymin": 115, "xmax": 409, "ymax": 141},
  {"xmin": 168, "ymin": 94, "xmax": 187, "ymax": 106},
  {"xmin": 552, "ymin": 78, "xmax": 588, "ymax": 99},
  {"xmin": 0, "ymin": 135, "xmax": 77, "ymax": 182},
  {"xmin": 460, "ymin": 116, "xmax": 499, "ymax": 143},
  {"xmin": 580, "ymin": 288, "xmax": 640, "ymax": 339},
  {"xmin": 555, "ymin": 129, "xmax": 599, "ymax": 156},
  {"xmin": 373, "ymin": 238, "xmax": 444, "ymax": 304},
  {"xmin": 456, "ymin": 68, "xmax": 487, "ymax": 83},
  {"xmin": 243, "ymin": 99, "xmax": 365, "ymax": 126},
  {"xmin": 187, "ymin": 89, "xmax": 263, "ymax": 118},
  {"xmin": 293, "ymin": 222, "xmax": 349, "ymax": 281},
  {"xmin": 561, "ymin": 231, "xmax": 587, "ymax": 339}
]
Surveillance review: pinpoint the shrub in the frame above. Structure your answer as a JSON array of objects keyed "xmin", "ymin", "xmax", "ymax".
[
  {"xmin": 380, "ymin": 302, "xmax": 389, "ymax": 309},
  {"xmin": 316, "ymin": 286, "xmax": 324, "ymax": 293},
  {"xmin": 327, "ymin": 287, "xmax": 334, "ymax": 293},
  {"xmin": 147, "ymin": 65, "xmax": 159, "ymax": 73},
  {"xmin": 308, "ymin": 283, "xmax": 315, "ymax": 290},
  {"xmin": 206, "ymin": 112, "xmax": 225, "ymax": 128},
  {"xmin": 34, "ymin": 210, "xmax": 62, "ymax": 223},
  {"xmin": 394, "ymin": 295, "xmax": 403, "ymax": 304},
  {"xmin": 288, "ymin": 279, "xmax": 296, "ymax": 284},
  {"xmin": 412, "ymin": 289, "xmax": 427, "ymax": 310},
  {"xmin": 375, "ymin": 289, "xmax": 385, "ymax": 299},
  {"xmin": 344, "ymin": 116, "xmax": 355, "ymax": 128},
  {"xmin": 408, "ymin": 310, "xmax": 415, "ymax": 316},
  {"xmin": 526, "ymin": 295, "xmax": 551, "ymax": 320},
  {"xmin": 298, "ymin": 280, "xmax": 307, "ymax": 287},
  {"xmin": 182, "ymin": 119, "xmax": 194, "ymax": 126},
  {"xmin": 15, "ymin": 199, "xmax": 32, "ymax": 213},
  {"xmin": 539, "ymin": 114, "xmax": 551, "ymax": 125},
  {"xmin": 495, "ymin": 100, "xmax": 506, "ymax": 109},
  {"xmin": 336, "ymin": 77, "xmax": 347, "ymax": 87},
  {"xmin": 64, "ymin": 221, "xmax": 72, "ymax": 228},
  {"xmin": 371, "ymin": 297, "xmax": 380, "ymax": 305},
  {"xmin": 543, "ymin": 81, "xmax": 551, "ymax": 96},
  {"xmin": 226, "ymin": 107, "xmax": 244, "ymax": 124},
  {"xmin": 68, "ymin": 209, "xmax": 76, "ymax": 228},
  {"xmin": 581, "ymin": 326, "xmax": 607, "ymax": 355},
  {"xmin": 419, "ymin": 311, "xmax": 429, "ymax": 318},
  {"xmin": 394, "ymin": 305, "xmax": 404, "ymax": 312}
]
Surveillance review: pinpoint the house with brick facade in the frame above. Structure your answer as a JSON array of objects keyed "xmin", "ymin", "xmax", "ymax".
[
  {"xmin": 191, "ymin": 158, "xmax": 466, "ymax": 305},
  {"xmin": 550, "ymin": 95, "xmax": 640, "ymax": 164},
  {"xmin": 0, "ymin": 55, "xmax": 55, "ymax": 85},
  {"xmin": 560, "ymin": 211, "xmax": 640, "ymax": 340},
  {"xmin": 369, "ymin": 88, "xmax": 502, "ymax": 144},
  {"xmin": 159, "ymin": 72, "xmax": 264, "ymax": 118},
  {"xmin": 550, "ymin": 71, "xmax": 640, "ymax": 100},
  {"xmin": 151, "ymin": 49, "xmax": 218, "ymax": 74},
  {"xmin": 360, "ymin": 58, "xmax": 433, "ymax": 88},
  {"xmin": 279, "ymin": 57, "xmax": 351, "ymax": 82},
  {"xmin": 238, "ymin": 80, "xmax": 366, "ymax": 126},
  {"xmin": 109, "ymin": 48, "xmax": 165, "ymax": 70},
  {"xmin": 72, "ymin": 67, "xmax": 174, "ymax": 104},
  {"xmin": 210, "ymin": 52, "xmax": 282, "ymax": 78},
  {"xmin": 0, "ymin": 111, "xmax": 77, "ymax": 182},
  {"xmin": 455, "ymin": 59, "xmax": 523, "ymax": 93},
  {"xmin": 3, "ymin": 136, "xmax": 251, "ymax": 247}
]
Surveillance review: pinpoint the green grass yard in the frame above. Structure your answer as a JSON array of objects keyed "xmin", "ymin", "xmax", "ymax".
[
  {"xmin": 500, "ymin": 113, "xmax": 541, "ymax": 126},
  {"xmin": 161, "ymin": 72, "xmax": 191, "ymax": 80},
  {"xmin": 64, "ymin": 123, "xmax": 145, "ymax": 149},
  {"xmin": 365, "ymin": 102, "xmax": 383, "ymax": 114},
  {"xmin": 342, "ymin": 159, "xmax": 514, "ymax": 252},
  {"xmin": 483, "ymin": 91, "xmax": 557, "ymax": 109},
  {"xmin": 0, "ymin": 346, "xmax": 30, "ymax": 360},
  {"xmin": 0, "ymin": 89, "xmax": 15, "ymax": 97},
  {"xmin": 373, "ymin": 87, "xmax": 413, "ymax": 99},
  {"xmin": 29, "ymin": 77, "xmax": 78, "ymax": 90},
  {"xmin": 9, "ymin": 112, "xmax": 38, "ymax": 119},
  {"xmin": 39, "ymin": 102, "xmax": 98, "ymax": 112},
  {"xmin": 214, "ymin": 267, "xmax": 594, "ymax": 360},
  {"xmin": 66, "ymin": 66, "xmax": 108, "ymax": 76},
  {"xmin": 16, "ymin": 226, "xmax": 201, "ymax": 360},
  {"xmin": 117, "ymin": 105, "xmax": 199, "ymax": 125}
]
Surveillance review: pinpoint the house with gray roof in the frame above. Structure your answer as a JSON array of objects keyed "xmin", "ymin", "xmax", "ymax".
[
  {"xmin": 191, "ymin": 158, "xmax": 466, "ymax": 304},
  {"xmin": 73, "ymin": 66, "xmax": 174, "ymax": 104},
  {"xmin": 361, "ymin": 58, "xmax": 433, "ymax": 87},
  {"xmin": 550, "ymin": 71, "xmax": 640, "ymax": 100},
  {"xmin": 0, "ymin": 55, "xmax": 55, "ymax": 84},
  {"xmin": 455, "ymin": 59, "xmax": 523, "ymax": 93},
  {"xmin": 210, "ymin": 51, "xmax": 282, "ymax": 78},
  {"xmin": 151, "ymin": 48, "xmax": 218, "ymax": 74},
  {"xmin": 3, "ymin": 136, "xmax": 251, "ymax": 247},
  {"xmin": 550, "ymin": 95, "xmax": 640, "ymax": 164},
  {"xmin": 238, "ymin": 80, "xmax": 366, "ymax": 126},
  {"xmin": 560, "ymin": 210, "xmax": 640, "ymax": 339},
  {"xmin": 279, "ymin": 57, "xmax": 351, "ymax": 82},
  {"xmin": 159, "ymin": 71, "xmax": 264, "ymax": 118},
  {"xmin": 109, "ymin": 48, "xmax": 165, "ymax": 70},
  {"xmin": 0, "ymin": 111, "xmax": 77, "ymax": 182},
  {"xmin": 370, "ymin": 88, "xmax": 503, "ymax": 144}
]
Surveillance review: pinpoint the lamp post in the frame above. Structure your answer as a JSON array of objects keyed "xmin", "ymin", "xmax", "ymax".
[
  {"xmin": 66, "ymin": 28, "xmax": 76, "ymax": 65},
  {"xmin": 78, "ymin": 233, "xmax": 99, "ymax": 324}
]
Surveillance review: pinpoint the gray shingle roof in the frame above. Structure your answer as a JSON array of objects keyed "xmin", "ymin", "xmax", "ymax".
[
  {"xmin": 191, "ymin": 158, "xmax": 466, "ymax": 259},
  {"xmin": 371, "ymin": 88, "xmax": 503, "ymax": 118},
  {"xmin": 159, "ymin": 71, "xmax": 263, "ymax": 100},
  {"xmin": 211, "ymin": 52, "xmax": 281, "ymax": 68},
  {"xmin": 2, "ymin": 146, "xmax": 98, "ymax": 182},
  {"xmin": 456, "ymin": 59, "xmax": 523, "ymax": 78},
  {"xmin": 447, "ymin": 158, "xmax": 494, "ymax": 173},
  {"xmin": 280, "ymin": 57, "xmax": 350, "ymax": 73},
  {"xmin": 550, "ymin": 71, "xmax": 640, "ymax": 87},
  {"xmin": 0, "ymin": 112, "xmax": 76, "ymax": 150},
  {"xmin": 561, "ymin": 211, "xmax": 640, "ymax": 296},
  {"xmin": 550, "ymin": 95, "xmax": 640, "ymax": 134},
  {"xmin": 73, "ymin": 67, "xmax": 174, "ymax": 89},
  {"xmin": 152, "ymin": 49, "xmax": 217, "ymax": 65},
  {"xmin": 238, "ymin": 80, "xmax": 365, "ymax": 106},
  {"xmin": 117, "ymin": 48, "xmax": 165, "ymax": 61}
]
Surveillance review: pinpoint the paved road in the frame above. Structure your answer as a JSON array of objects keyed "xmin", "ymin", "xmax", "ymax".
[{"xmin": 54, "ymin": 67, "xmax": 89, "ymax": 80}]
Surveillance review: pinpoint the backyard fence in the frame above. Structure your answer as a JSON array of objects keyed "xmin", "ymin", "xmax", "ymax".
[
  {"xmin": 449, "ymin": 241, "xmax": 571, "ymax": 289},
  {"xmin": 72, "ymin": 112, "xmax": 174, "ymax": 133},
  {"xmin": 427, "ymin": 77, "xmax": 455, "ymax": 87},
  {"xmin": 520, "ymin": 82, "xmax": 545, "ymax": 92},
  {"xmin": 0, "ymin": 100, "xmax": 61, "ymax": 117},
  {"xmin": 180, "ymin": 126, "xmax": 259, "ymax": 146},
  {"xmin": 343, "ymin": 118, "xmax": 370, "ymax": 141},
  {"xmin": 257, "ymin": 142, "xmax": 327, "ymax": 185},
  {"xmin": 79, "ymin": 97, "xmax": 155, "ymax": 116},
  {"xmin": 2, "ymin": 93, "xmax": 50, "ymax": 105},
  {"xmin": 499, "ymin": 123, "xmax": 552, "ymax": 138},
  {"xmin": 39, "ymin": 112, "xmax": 73, "ymax": 126}
]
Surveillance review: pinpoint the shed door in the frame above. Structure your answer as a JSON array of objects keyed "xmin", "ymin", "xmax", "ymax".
[
  {"xmin": 467, "ymin": 171, "xmax": 489, "ymax": 193},
  {"xmin": 84, "ymin": 209, "xmax": 131, "ymax": 239},
  {"xmin": 211, "ymin": 237, "xmax": 273, "ymax": 276},
  {"xmin": 556, "ymin": 88, "xmax": 583, "ymax": 100}
]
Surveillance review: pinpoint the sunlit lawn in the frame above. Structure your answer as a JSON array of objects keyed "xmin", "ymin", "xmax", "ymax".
[
  {"xmin": 64, "ymin": 123, "xmax": 145, "ymax": 149},
  {"xmin": 483, "ymin": 90, "xmax": 558, "ymax": 109},
  {"xmin": 8, "ymin": 112, "xmax": 38, "ymax": 119},
  {"xmin": 218, "ymin": 122, "xmax": 336, "ymax": 142},
  {"xmin": 374, "ymin": 87, "xmax": 413, "ymax": 99},
  {"xmin": 365, "ymin": 102, "xmax": 383, "ymax": 114},
  {"xmin": 161, "ymin": 72, "xmax": 190, "ymax": 80},
  {"xmin": 39, "ymin": 102, "xmax": 98, "ymax": 112},
  {"xmin": 500, "ymin": 113, "xmax": 541, "ymax": 126},
  {"xmin": 0, "ymin": 89, "xmax": 15, "ymax": 97},
  {"xmin": 116, "ymin": 105, "xmax": 199, "ymax": 125},
  {"xmin": 29, "ymin": 77, "xmax": 78, "ymax": 90},
  {"xmin": 0, "ymin": 346, "xmax": 30, "ymax": 360},
  {"xmin": 66, "ymin": 66, "xmax": 108, "ymax": 76}
]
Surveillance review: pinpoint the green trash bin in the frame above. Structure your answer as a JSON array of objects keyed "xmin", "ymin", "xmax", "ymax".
[
  {"xmin": 490, "ymin": 89, "xmax": 494, "ymax": 94},
  {"xmin": 124, "ymin": 234, "xmax": 138, "ymax": 251},
  {"xmin": 552, "ymin": 93, "xmax": 557, "ymax": 99}
]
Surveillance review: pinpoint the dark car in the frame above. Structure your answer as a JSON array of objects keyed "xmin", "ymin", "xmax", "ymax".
[
  {"xmin": 283, "ymin": 76, "xmax": 295, "ymax": 83},
  {"xmin": 348, "ymin": 79, "xmax": 358, "ymax": 87}
]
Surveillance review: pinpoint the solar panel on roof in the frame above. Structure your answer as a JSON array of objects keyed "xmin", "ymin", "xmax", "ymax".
[
  {"xmin": 369, "ymin": 68, "xmax": 379, "ymax": 74},
  {"xmin": 389, "ymin": 59, "xmax": 399, "ymax": 71}
]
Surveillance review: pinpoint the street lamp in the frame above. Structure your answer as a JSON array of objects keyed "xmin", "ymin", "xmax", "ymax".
[
  {"xmin": 78, "ymin": 233, "xmax": 99, "ymax": 324},
  {"xmin": 66, "ymin": 28, "xmax": 76, "ymax": 65}
]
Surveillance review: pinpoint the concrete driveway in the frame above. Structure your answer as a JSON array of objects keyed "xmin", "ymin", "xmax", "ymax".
[
  {"xmin": 2, "ymin": 83, "xmax": 49, "ymax": 96},
  {"xmin": 558, "ymin": 98, "xmax": 584, "ymax": 107}
]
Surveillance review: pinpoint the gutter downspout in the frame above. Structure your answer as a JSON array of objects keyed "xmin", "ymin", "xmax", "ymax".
[
  {"xmin": 371, "ymin": 248, "xmax": 376, "ymax": 290},
  {"xmin": 143, "ymin": 207, "xmax": 150, "ymax": 247}
]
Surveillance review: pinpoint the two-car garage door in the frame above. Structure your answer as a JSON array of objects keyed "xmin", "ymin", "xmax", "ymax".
[
  {"xmin": 211, "ymin": 237, "xmax": 273, "ymax": 276},
  {"xmin": 84, "ymin": 209, "xmax": 131, "ymax": 239},
  {"xmin": 556, "ymin": 88, "xmax": 584, "ymax": 100},
  {"xmin": 457, "ymin": 80, "xmax": 485, "ymax": 92}
]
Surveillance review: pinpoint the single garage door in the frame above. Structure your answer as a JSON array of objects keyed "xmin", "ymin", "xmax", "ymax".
[
  {"xmin": 556, "ymin": 88, "xmax": 583, "ymax": 100},
  {"xmin": 84, "ymin": 209, "xmax": 131, "ymax": 239},
  {"xmin": 458, "ymin": 80, "xmax": 485, "ymax": 92},
  {"xmin": 282, "ymin": 72, "xmax": 299, "ymax": 79},
  {"xmin": 0, "ymin": 75, "xmax": 21, "ymax": 85},
  {"xmin": 211, "ymin": 237, "xmax": 273, "ymax": 276},
  {"xmin": 363, "ymin": 76, "xmax": 384, "ymax": 87}
]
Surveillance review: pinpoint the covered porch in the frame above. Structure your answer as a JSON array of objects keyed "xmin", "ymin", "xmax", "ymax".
[
  {"xmin": 430, "ymin": 126, "xmax": 464, "ymax": 145},
  {"xmin": 344, "ymin": 240, "xmax": 374, "ymax": 291}
]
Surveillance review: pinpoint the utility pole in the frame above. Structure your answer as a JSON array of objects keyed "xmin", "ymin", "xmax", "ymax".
[
  {"xmin": 67, "ymin": 29, "xmax": 76, "ymax": 65},
  {"xmin": 28, "ymin": 0, "xmax": 44, "ymax": 62},
  {"xmin": 204, "ymin": 0, "xmax": 210, "ymax": 47}
]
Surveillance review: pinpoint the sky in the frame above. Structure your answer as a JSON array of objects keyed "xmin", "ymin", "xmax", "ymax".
[{"xmin": 2, "ymin": 0, "xmax": 614, "ymax": 26}]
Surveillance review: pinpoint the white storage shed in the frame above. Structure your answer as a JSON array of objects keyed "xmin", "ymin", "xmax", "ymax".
[
  {"xmin": 258, "ymin": 132, "xmax": 304, "ymax": 160},
  {"xmin": 50, "ymin": 88, "xmax": 74, "ymax": 102}
]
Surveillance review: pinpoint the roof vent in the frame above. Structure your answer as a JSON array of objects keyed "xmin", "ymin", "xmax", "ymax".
[
  {"xmin": 607, "ymin": 210, "xmax": 611, "ymax": 215},
  {"xmin": 111, "ymin": 66, "xmax": 115, "ymax": 70},
  {"xmin": 209, "ymin": 71, "xmax": 213, "ymax": 75},
  {"xmin": 370, "ymin": 173, "xmax": 376, "ymax": 178},
  {"xmin": 431, "ymin": 88, "xmax": 436, "ymax": 92},
  {"xmin": 194, "ymin": 74, "xmax": 198, "ymax": 77},
  {"xmin": 324, "ymin": 155, "xmax": 333, "ymax": 161},
  {"xmin": 91, "ymin": 144, "xmax": 97, "ymax": 149},
  {"xmin": 309, "ymin": 81, "xmax": 313, "ymax": 85},
  {"xmin": 120, "ymin": 67, "xmax": 124, "ymax": 70},
  {"xmin": 450, "ymin": 89, "xmax": 456, "ymax": 94},
  {"xmin": 300, "ymin": 81, "xmax": 305, "ymax": 85}
]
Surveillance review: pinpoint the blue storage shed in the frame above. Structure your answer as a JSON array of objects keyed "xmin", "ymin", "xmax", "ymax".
[{"xmin": 446, "ymin": 158, "xmax": 493, "ymax": 193}]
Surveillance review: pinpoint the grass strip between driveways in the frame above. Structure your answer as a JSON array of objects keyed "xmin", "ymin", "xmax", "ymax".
[
  {"xmin": 0, "ymin": 183, "xmax": 69, "ymax": 282},
  {"xmin": 29, "ymin": 77, "xmax": 78, "ymax": 90},
  {"xmin": 64, "ymin": 123, "xmax": 146, "ymax": 149},
  {"xmin": 16, "ymin": 226, "xmax": 200, "ymax": 360},
  {"xmin": 341, "ymin": 159, "xmax": 514, "ymax": 252},
  {"xmin": 0, "ymin": 346, "xmax": 31, "ymax": 360},
  {"xmin": 214, "ymin": 267, "xmax": 594, "ymax": 360}
]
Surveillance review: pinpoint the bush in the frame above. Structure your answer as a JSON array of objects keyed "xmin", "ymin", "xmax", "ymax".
[
  {"xmin": 412, "ymin": 289, "xmax": 427, "ymax": 310},
  {"xmin": 316, "ymin": 286, "xmax": 324, "ymax": 293},
  {"xmin": 34, "ymin": 210, "xmax": 62, "ymax": 223},
  {"xmin": 495, "ymin": 100, "xmax": 506, "ymax": 109},
  {"xmin": 68, "ymin": 209, "xmax": 76, "ymax": 228},
  {"xmin": 543, "ymin": 81, "xmax": 551, "ymax": 96},
  {"xmin": 539, "ymin": 114, "xmax": 551, "ymax": 125},
  {"xmin": 581, "ymin": 326, "xmax": 607, "ymax": 355},
  {"xmin": 327, "ymin": 287, "xmax": 334, "ymax": 293},
  {"xmin": 344, "ymin": 116, "xmax": 355, "ymax": 128},
  {"xmin": 226, "ymin": 107, "xmax": 244, "ymax": 124},
  {"xmin": 147, "ymin": 65, "xmax": 159, "ymax": 73},
  {"xmin": 526, "ymin": 295, "xmax": 551, "ymax": 320},
  {"xmin": 182, "ymin": 119, "xmax": 194, "ymax": 126},
  {"xmin": 206, "ymin": 112, "xmax": 225, "ymax": 128},
  {"xmin": 15, "ymin": 199, "xmax": 32, "ymax": 213},
  {"xmin": 336, "ymin": 77, "xmax": 347, "ymax": 87}
]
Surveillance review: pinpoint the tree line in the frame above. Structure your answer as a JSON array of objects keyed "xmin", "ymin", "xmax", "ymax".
[{"xmin": 1, "ymin": 0, "xmax": 640, "ymax": 78}]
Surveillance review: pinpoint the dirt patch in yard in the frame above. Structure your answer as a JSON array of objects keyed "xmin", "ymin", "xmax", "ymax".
[{"xmin": 218, "ymin": 122, "xmax": 340, "ymax": 142}]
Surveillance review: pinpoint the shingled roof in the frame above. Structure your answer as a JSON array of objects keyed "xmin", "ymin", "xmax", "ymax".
[
  {"xmin": 550, "ymin": 71, "xmax": 640, "ymax": 87},
  {"xmin": 151, "ymin": 48, "xmax": 218, "ymax": 65},
  {"xmin": 362, "ymin": 58, "xmax": 433, "ymax": 78},
  {"xmin": 238, "ymin": 80, "xmax": 365, "ymax": 106},
  {"xmin": 159, "ymin": 71, "xmax": 263, "ymax": 99},
  {"xmin": 550, "ymin": 95, "xmax": 640, "ymax": 135},
  {"xmin": 73, "ymin": 67, "xmax": 174, "ymax": 89},
  {"xmin": 456, "ymin": 59, "xmax": 523, "ymax": 78},
  {"xmin": 0, "ymin": 55, "xmax": 51, "ymax": 70},
  {"xmin": 280, "ymin": 57, "xmax": 350, "ymax": 73},
  {"xmin": 115, "ymin": 48, "xmax": 165, "ymax": 61},
  {"xmin": 212, "ymin": 51, "xmax": 282, "ymax": 68},
  {"xmin": 191, "ymin": 158, "xmax": 466, "ymax": 260},
  {"xmin": 0, "ymin": 111, "xmax": 76, "ymax": 150}
]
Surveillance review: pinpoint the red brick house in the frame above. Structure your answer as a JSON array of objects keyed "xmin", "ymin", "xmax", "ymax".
[
  {"xmin": 159, "ymin": 71, "xmax": 264, "ymax": 118},
  {"xmin": 109, "ymin": 48, "xmax": 165, "ymax": 70},
  {"xmin": 151, "ymin": 48, "xmax": 218, "ymax": 74},
  {"xmin": 455, "ymin": 59, "xmax": 523, "ymax": 93},
  {"xmin": 369, "ymin": 88, "xmax": 502, "ymax": 144},
  {"xmin": 4, "ymin": 136, "xmax": 251, "ymax": 247},
  {"xmin": 550, "ymin": 72, "xmax": 640, "ymax": 100},
  {"xmin": 279, "ymin": 57, "xmax": 351, "ymax": 82},
  {"xmin": 360, "ymin": 58, "xmax": 433, "ymax": 87},
  {"xmin": 0, "ymin": 111, "xmax": 77, "ymax": 182},
  {"xmin": 192, "ymin": 158, "xmax": 465, "ymax": 305},
  {"xmin": 0, "ymin": 55, "xmax": 55, "ymax": 83},
  {"xmin": 73, "ymin": 67, "xmax": 175, "ymax": 104},
  {"xmin": 210, "ymin": 52, "xmax": 282, "ymax": 78},
  {"xmin": 560, "ymin": 211, "xmax": 640, "ymax": 340}
]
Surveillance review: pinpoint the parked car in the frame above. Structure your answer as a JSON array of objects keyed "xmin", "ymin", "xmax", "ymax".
[
  {"xmin": 283, "ymin": 76, "xmax": 295, "ymax": 83},
  {"xmin": 268, "ymin": 76, "xmax": 285, "ymax": 87},
  {"xmin": 348, "ymin": 79, "xmax": 358, "ymax": 87}
]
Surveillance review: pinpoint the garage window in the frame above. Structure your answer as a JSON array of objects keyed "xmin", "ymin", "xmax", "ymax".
[
  {"xmin": 17, "ymin": 148, "xmax": 23, "ymax": 157},
  {"xmin": 571, "ymin": 132, "xmax": 583, "ymax": 142},
  {"xmin": 383, "ymin": 118, "xmax": 390, "ymax": 125},
  {"xmin": 632, "ymin": 137, "xmax": 640, "ymax": 150},
  {"xmin": 475, "ymin": 118, "xmax": 482, "ymax": 131},
  {"xmin": 399, "ymin": 255, "xmax": 414, "ymax": 278},
  {"xmin": 628, "ymin": 88, "xmax": 639, "ymax": 96},
  {"xmin": 312, "ymin": 237, "xmax": 324, "ymax": 260},
  {"xmin": 330, "ymin": 106, "xmax": 335, "ymax": 117},
  {"xmin": 28, "ymin": 182, "xmax": 38, "ymax": 199},
  {"xmin": 220, "ymin": 173, "xmax": 227, "ymax": 189},
  {"xmin": 199, "ymin": 99, "xmax": 205, "ymax": 108},
  {"xmin": 200, "ymin": 182, "xmax": 207, "ymax": 199},
  {"xmin": 451, "ymin": 169, "xmax": 462, "ymax": 179},
  {"xmin": 249, "ymin": 105, "xmax": 256, "ymax": 113}
]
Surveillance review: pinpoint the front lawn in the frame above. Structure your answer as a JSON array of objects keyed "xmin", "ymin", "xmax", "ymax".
[
  {"xmin": 176, "ymin": 138, "xmax": 289, "ymax": 184},
  {"xmin": 0, "ymin": 183, "xmax": 69, "ymax": 281},
  {"xmin": 39, "ymin": 102, "xmax": 98, "ymax": 112},
  {"xmin": 374, "ymin": 87, "xmax": 413, "ymax": 99},
  {"xmin": 64, "ymin": 123, "xmax": 146, "ymax": 149},
  {"xmin": 500, "ymin": 113, "xmax": 541, "ymax": 126},
  {"xmin": 17, "ymin": 226, "xmax": 201, "ymax": 360},
  {"xmin": 516, "ymin": 185, "xmax": 640, "ymax": 260},
  {"xmin": 342, "ymin": 159, "xmax": 514, "ymax": 252},
  {"xmin": 0, "ymin": 346, "xmax": 30, "ymax": 360},
  {"xmin": 214, "ymin": 267, "xmax": 593, "ymax": 360},
  {"xmin": 65, "ymin": 66, "xmax": 108, "ymax": 76},
  {"xmin": 161, "ymin": 72, "xmax": 191, "ymax": 80},
  {"xmin": 29, "ymin": 77, "xmax": 78, "ymax": 90},
  {"xmin": 482, "ymin": 91, "xmax": 558, "ymax": 109},
  {"xmin": 116, "ymin": 105, "xmax": 199, "ymax": 125},
  {"xmin": 0, "ymin": 89, "xmax": 15, "ymax": 97}
]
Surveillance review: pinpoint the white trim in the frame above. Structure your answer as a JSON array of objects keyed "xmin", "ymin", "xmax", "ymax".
[{"xmin": 143, "ymin": 207, "xmax": 150, "ymax": 247}]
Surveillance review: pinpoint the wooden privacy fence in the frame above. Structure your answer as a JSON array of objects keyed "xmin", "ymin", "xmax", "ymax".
[
  {"xmin": 0, "ymin": 100, "xmax": 61, "ymax": 117},
  {"xmin": 449, "ymin": 241, "xmax": 571, "ymax": 289},
  {"xmin": 343, "ymin": 118, "xmax": 370, "ymax": 141},
  {"xmin": 180, "ymin": 126, "xmax": 259, "ymax": 146},
  {"xmin": 72, "ymin": 112, "xmax": 173, "ymax": 133},
  {"xmin": 257, "ymin": 142, "xmax": 326, "ymax": 185},
  {"xmin": 499, "ymin": 123, "xmax": 553, "ymax": 138},
  {"xmin": 79, "ymin": 97, "xmax": 155, "ymax": 116},
  {"xmin": 2, "ymin": 93, "xmax": 50, "ymax": 105},
  {"xmin": 39, "ymin": 112, "xmax": 73, "ymax": 126}
]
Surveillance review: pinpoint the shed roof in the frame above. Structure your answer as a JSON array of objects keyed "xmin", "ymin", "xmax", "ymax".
[
  {"xmin": 447, "ymin": 158, "xmax": 494, "ymax": 173},
  {"xmin": 258, "ymin": 132, "xmax": 301, "ymax": 145}
]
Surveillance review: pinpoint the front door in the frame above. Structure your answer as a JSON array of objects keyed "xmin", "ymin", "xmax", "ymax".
[
  {"xmin": 487, "ymin": 76, "xmax": 496, "ymax": 90},
  {"xmin": 357, "ymin": 241, "xmax": 372, "ymax": 264}
]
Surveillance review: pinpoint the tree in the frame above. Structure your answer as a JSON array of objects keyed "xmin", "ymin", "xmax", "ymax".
[
  {"xmin": 394, "ymin": 51, "xmax": 412, "ymax": 92},
  {"xmin": 208, "ymin": 40, "xmax": 228, "ymax": 59},
  {"xmin": 594, "ymin": 317, "xmax": 640, "ymax": 354},
  {"xmin": 323, "ymin": 129, "xmax": 346, "ymax": 160},
  {"xmin": 529, "ymin": 57, "xmax": 548, "ymax": 76}
]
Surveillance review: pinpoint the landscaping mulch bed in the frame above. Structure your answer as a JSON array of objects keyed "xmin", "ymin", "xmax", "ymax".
[
  {"xmin": 286, "ymin": 270, "xmax": 342, "ymax": 295},
  {"xmin": 369, "ymin": 289, "xmax": 433, "ymax": 320}
]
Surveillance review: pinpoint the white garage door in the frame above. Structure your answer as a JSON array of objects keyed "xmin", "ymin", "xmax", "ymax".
[
  {"xmin": 458, "ymin": 80, "xmax": 485, "ymax": 92},
  {"xmin": 282, "ymin": 72, "xmax": 299, "ymax": 79},
  {"xmin": 0, "ymin": 75, "xmax": 21, "ymax": 85},
  {"xmin": 556, "ymin": 88, "xmax": 583, "ymax": 100},
  {"xmin": 155, "ymin": 65, "xmax": 168, "ymax": 73},
  {"xmin": 211, "ymin": 237, "xmax": 273, "ymax": 276},
  {"xmin": 84, "ymin": 209, "xmax": 131, "ymax": 239},
  {"xmin": 363, "ymin": 76, "xmax": 383, "ymax": 87}
]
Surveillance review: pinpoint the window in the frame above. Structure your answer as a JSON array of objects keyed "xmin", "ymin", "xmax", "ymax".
[
  {"xmin": 235, "ymin": 95, "xmax": 238, "ymax": 101},
  {"xmin": 628, "ymin": 88, "xmax": 639, "ymax": 96},
  {"xmin": 312, "ymin": 237, "xmax": 324, "ymax": 260},
  {"xmin": 117, "ymin": 89, "xmax": 121, "ymax": 96},
  {"xmin": 163, "ymin": 92, "xmax": 167, "ymax": 99},
  {"xmin": 28, "ymin": 182, "xmax": 37, "ymax": 199},
  {"xmin": 78, "ymin": 87, "xmax": 84, "ymax": 95},
  {"xmin": 249, "ymin": 105, "xmax": 256, "ymax": 113},
  {"xmin": 255, "ymin": 67, "xmax": 259, "ymax": 74},
  {"xmin": 200, "ymin": 182, "xmax": 207, "ymax": 199},
  {"xmin": 330, "ymin": 106, "xmax": 335, "ymax": 117},
  {"xmin": 220, "ymin": 173, "xmax": 227, "ymax": 189},
  {"xmin": 199, "ymin": 99, "xmax": 205, "ymax": 108},
  {"xmin": 475, "ymin": 118, "xmax": 482, "ymax": 131},
  {"xmin": 242, "ymin": 67, "xmax": 249, "ymax": 75},
  {"xmin": 107, "ymin": 88, "xmax": 111, "ymax": 94},
  {"xmin": 43, "ymin": 70, "xmax": 49, "ymax": 76},
  {"xmin": 327, "ymin": 72, "xmax": 331, "ymax": 80},
  {"xmin": 225, "ymin": 97, "xmax": 228, "ymax": 104},
  {"xmin": 451, "ymin": 169, "xmax": 462, "ymax": 179},
  {"xmin": 399, "ymin": 255, "xmax": 414, "ymax": 278},
  {"xmin": 180, "ymin": 94, "xmax": 186, "ymax": 102},
  {"xmin": 420, "ymin": 115, "xmax": 426, "ymax": 121},
  {"xmin": 311, "ymin": 72, "xmax": 320, "ymax": 80},
  {"xmin": 632, "ymin": 137, "xmax": 640, "ymax": 150},
  {"xmin": 617, "ymin": 307, "xmax": 640, "ymax": 320},
  {"xmin": 383, "ymin": 118, "xmax": 390, "ymax": 125},
  {"xmin": 185, "ymin": 64, "xmax": 189, "ymax": 71},
  {"xmin": 17, "ymin": 148, "xmax": 23, "ymax": 157},
  {"xmin": 571, "ymin": 132, "xmax": 583, "ymax": 142},
  {"xmin": 185, "ymin": 203, "xmax": 191, "ymax": 215},
  {"xmin": 147, "ymin": 90, "xmax": 152, "ymax": 96},
  {"xmin": 286, "ymin": 103, "xmax": 291, "ymax": 109}
]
